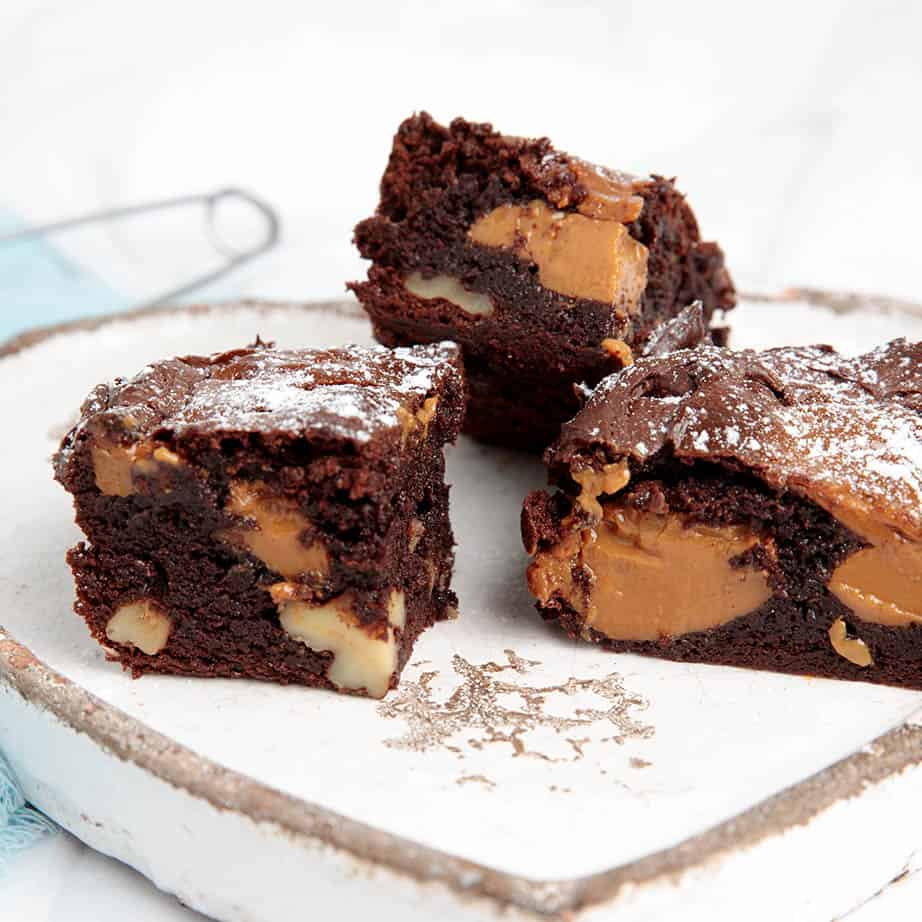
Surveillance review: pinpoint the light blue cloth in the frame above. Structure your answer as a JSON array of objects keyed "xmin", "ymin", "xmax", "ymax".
[
  {"xmin": 0, "ymin": 204, "xmax": 262, "ymax": 869},
  {"xmin": 0, "ymin": 210, "xmax": 126, "ymax": 340},
  {"xmin": 0, "ymin": 753, "xmax": 57, "ymax": 873},
  {"xmin": 0, "ymin": 207, "xmax": 124, "ymax": 865}
]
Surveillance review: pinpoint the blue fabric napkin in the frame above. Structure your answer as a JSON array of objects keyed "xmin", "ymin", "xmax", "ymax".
[
  {"xmin": 0, "ymin": 210, "xmax": 126, "ymax": 341},
  {"xmin": 0, "ymin": 203, "xmax": 264, "ymax": 869},
  {"xmin": 0, "ymin": 754, "xmax": 57, "ymax": 874},
  {"xmin": 0, "ymin": 207, "xmax": 125, "ymax": 865}
]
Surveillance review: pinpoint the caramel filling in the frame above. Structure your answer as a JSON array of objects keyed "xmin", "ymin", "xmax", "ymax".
[
  {"xmin": 404, "ymin": 272, "xmax": 494, "ymax": 317},
  {"xmin": 468, "ymin": 200, "xmax": 648, "ymax": 307},
  {"xmin": 92, "ymin": 441, "xmax": 184, "ymax": 496},
  {"xmin": 572, "ymin": 461, "xmax": 631, "ymax": 518},
  {"xmin": 92, "ymin": 444, "xmax": 139, "ymax": 496},
  {"xmin": 106, "ymin": 600, "xmax": 172, "ymax": 655},
  {"xmin": 218, "ymin": 480, "xmax": 328, "ymax": 579},
  {"xmin": 600, "ymin": 338, "xmax": 634, "ymax": 366},
  {"xmin": 570, "ymin": 160, "xmax": 647, "ymax": 223},
  {"xmin": 278, "ymin": 589, "xmax": 406, "ymax": 698},
  {"xmin": 829, "ymin": 530, "xmax": 922, "ymax": 627},
  {"xmin": 528, "ymin": 506, "xmax": 772, "ymax": 642},
  {"xmin": 152, "ymin": 446, "xmax": 181, "ymax": 465},
  {"xmin": 396, "ymin": 396, "xmax": 439, "ymax": 446}
]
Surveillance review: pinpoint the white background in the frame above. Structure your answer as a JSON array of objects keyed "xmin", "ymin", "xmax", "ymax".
[
  {"xmin": 2, "ymin": 1, "xmax": 921, "ymax": 919},
  {"xmin": 2, "ymin": 0, "xmax": 922, "ymax": 305}
]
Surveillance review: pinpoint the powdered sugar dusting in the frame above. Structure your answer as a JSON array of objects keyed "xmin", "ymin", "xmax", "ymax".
[
  {"xmin": 561, "ymin": 339, "xmax": 922, "ymax": 539},
  {"xmin": 66, "ymin": 340, "xmax": 461, "ymax": 447},
  {"xmin": 173, "ymin": 378, "xmax": 405, "ymax": 442},
  {"xmin": 760, "ymin": 350, "xmax": 922, "ymax": 530}
]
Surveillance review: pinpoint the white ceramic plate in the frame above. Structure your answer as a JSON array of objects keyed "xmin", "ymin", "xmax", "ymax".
[{"xmin": 2, "ymin": 293, "xmax": 922, "ymax": 922}]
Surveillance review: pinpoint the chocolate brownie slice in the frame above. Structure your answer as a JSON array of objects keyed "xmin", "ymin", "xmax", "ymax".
[
  {"xmin": 350, "ymin": 112, "xmax": 735, "ymax": 452},
  {"xmin": 522, "ymin": 339, "xmax": 922, "ymax": 688},
  {"xmin": 54, "ymin": 341, "xmax": 464, "ymax": 698}
]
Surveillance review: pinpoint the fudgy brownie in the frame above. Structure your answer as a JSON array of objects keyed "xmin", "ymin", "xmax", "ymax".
[
  {"xmin": 350, "ymin": 112, "xmax": 735, "ymax": 451},
  {"xmin": 54, "ymin": 341, "xmax": 465, "ymax": 698},
  {"xmin": 522, "ymin": 339, "xmax": 922, "ymax": 688}
]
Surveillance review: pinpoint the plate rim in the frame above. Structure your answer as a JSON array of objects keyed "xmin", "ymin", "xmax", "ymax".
[{"xmin": 3, "ymin": 291, "xmax": 922, "ymax": 917}]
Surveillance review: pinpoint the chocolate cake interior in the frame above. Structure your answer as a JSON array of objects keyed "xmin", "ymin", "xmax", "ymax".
[
  {"xmin": 351, "ymin": 113, "xmax": 734, "ymax": 450},
  {"xmin": 523, "ymin": 340, "xmax": 922, "ymax": 689},
  {"xmin": 55, "ymin": 343, "xmax": 465, "ymax": 698}
]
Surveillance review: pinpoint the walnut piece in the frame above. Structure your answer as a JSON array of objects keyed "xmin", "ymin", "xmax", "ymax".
[
  {"xmin": 106, "ymin": 600, "xmax": 172, "ymax": 655},
  {"xmin": 278, "ymin": 589, "xmax": 406, "ymax": 698}
]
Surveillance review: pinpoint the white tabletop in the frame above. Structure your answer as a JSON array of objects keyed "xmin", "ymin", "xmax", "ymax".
[{"xmin": 2, "ymin": 0, "xmax": 922, "ymax": 918}]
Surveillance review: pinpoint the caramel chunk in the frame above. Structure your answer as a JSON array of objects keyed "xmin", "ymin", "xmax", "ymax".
[
  {"xmin": 829, "ymin": 528, "xmax": 922, "ymax": 627},
  {"xmin": 218, "ymin": 480, "xmax": 328, "ymax": 579},
  {"xmin": 278, "ymin": 589, "xmax": 406, "ymax": 698},
  {"xmin": 601, "ymin": 338, "xmax": 634, "ymax": 366},
  {"xmin": 404, "ymin": 272, "xmax": 495, "ymax": 317},
  {"xmin": 828, "ymin": 618, "xmax": 874, "ymax": 667},
  {"xmin": 153, "ymin": 446, "xmax": 181, "ymax": 465},
  {"xmin": 572, "ymin": 460, "xmax": 631, "ymax": 518},
  {"xmin": 526, "ymin": 531, "xmax": 583, "ymax": 608},
  {"xmin": 468, "ymin": 200, "xmax": 648, "ymax": 307},
  {"xmin": 396, "ymin": 396, "xmax": 439, "ymax": 445},
  {"xmin": 571, "ymin": 160, "xmax": 647, "ymax": 223},
  {"xmin": 528, "ymin": 506, "xmax": 772, "ymax": 642},
  {"xmin": 92, "ymin": 441, "xmax": 185, "ymax": 496},
  {"xmin": 106, "ymin": 600, "xmax": 172, "ymax": 655},
  {"xmin": 92, "ymin": 444, "xmax": 139, "ymax": 496},
  {"xmin": 266, "ymin": 581, "xmax": 330, "ymax": 605}
]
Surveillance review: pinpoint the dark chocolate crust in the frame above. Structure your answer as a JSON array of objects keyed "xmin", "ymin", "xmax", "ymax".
[
  {"xmin": 350, "ymin": 112, "xmax": 735, "ymax": 451},
  {"xmin": 523, "ymin": 339, "xmax": 922, "ymax": 689},
  {"xmin": 546, "ymin": 338, "xmax": 922, "ymax": 539},
  {"xmin": 54, "ymin": 342, "xmax": 465, "ymax": 696}
]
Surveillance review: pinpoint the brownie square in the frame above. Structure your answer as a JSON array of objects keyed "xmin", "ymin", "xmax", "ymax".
[
  {"xmin": 522, "ymin": 339, "xmax": 922, "ymax": 689},
  {"xmin": 350, "ymin": 112, "xmax": 735, "ymax": 452},
  {"xmin": 54, "ymin": 341, "xmax": 465, "ymax": 698}
]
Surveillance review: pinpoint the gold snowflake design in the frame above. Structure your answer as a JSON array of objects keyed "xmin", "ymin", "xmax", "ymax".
[{"xmin": 377, "ymin": 649, "xmax": 654, "ymax": 763}]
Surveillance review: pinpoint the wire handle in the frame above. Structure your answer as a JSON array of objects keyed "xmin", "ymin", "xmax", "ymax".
[{"xmin": 0, "ymin": 187, "xmax": 281, "ymax": 309}]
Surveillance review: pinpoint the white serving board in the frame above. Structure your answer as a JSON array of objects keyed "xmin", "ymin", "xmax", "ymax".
[{"xmin": 3, "ymin": 294, "xmax": 922, "ymax": 921}]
